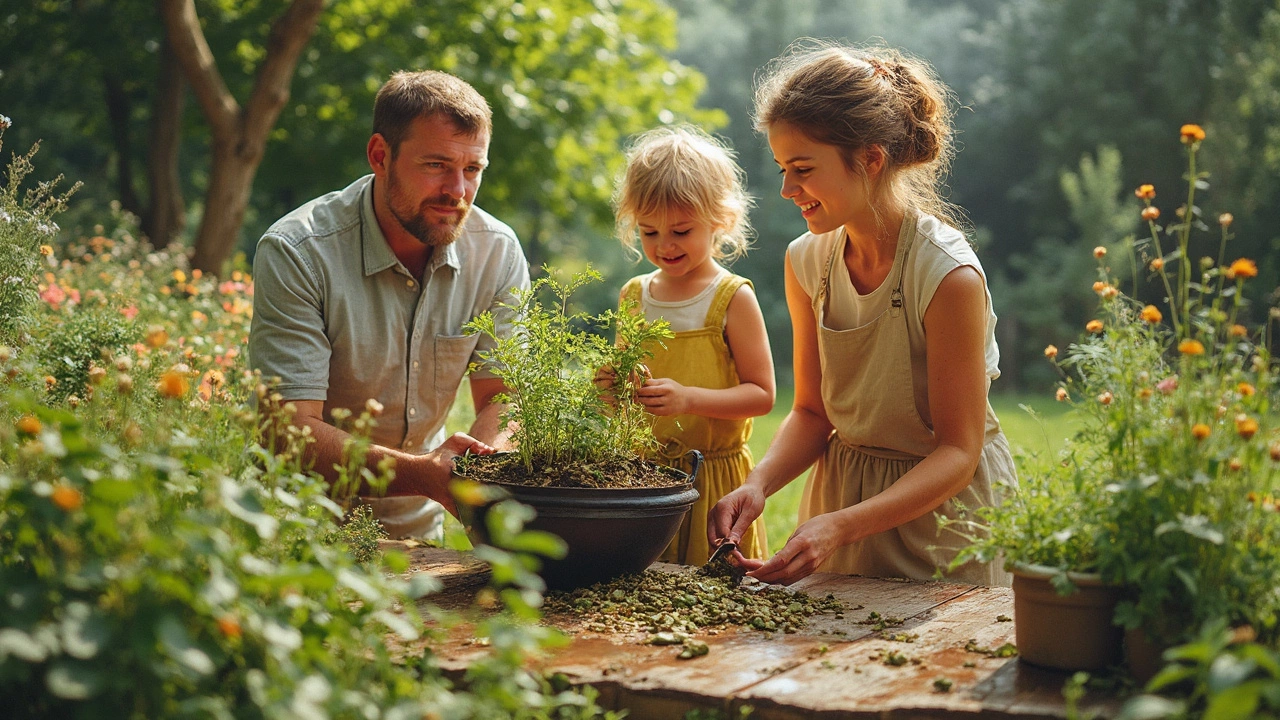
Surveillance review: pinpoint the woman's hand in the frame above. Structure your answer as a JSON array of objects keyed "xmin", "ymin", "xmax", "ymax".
[
  {"xmin": 707, "ymin": 483, "xmax": 767, "ymax": 554},
  {"xmin": 635, "ymin": 377, "xmax": 690, "ymax": 416},
  {"xmin": 746, "ymin": 512, "xmax": 846, "ymax": 586}
]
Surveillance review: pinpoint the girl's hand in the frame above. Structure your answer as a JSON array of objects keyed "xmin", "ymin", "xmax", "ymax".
[
  {"xmin": 707, "ymin": 484, "xmax": 766, "ymax": 552},
  {"xmin": 746, "ymin": 513, "xmax": 845, "ymax": 586},
  {"xmin": 635, "ymin": 377, "xmax": 689, "ymax": 416}
]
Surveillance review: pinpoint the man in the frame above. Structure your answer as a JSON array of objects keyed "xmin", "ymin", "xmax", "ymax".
[{"xmin": 249, "ymin": 70, "xmax": 528, "ymax": 539}]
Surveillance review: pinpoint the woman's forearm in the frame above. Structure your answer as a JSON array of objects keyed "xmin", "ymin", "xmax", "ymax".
[{"xmin": 747, "ymin": 406, "xmax": 833, "ymax": 497}]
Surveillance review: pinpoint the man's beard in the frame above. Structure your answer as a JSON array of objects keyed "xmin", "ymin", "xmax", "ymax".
[{"xmin": 387, "ymin": 169, "xmax": 471, "ymax": 247}]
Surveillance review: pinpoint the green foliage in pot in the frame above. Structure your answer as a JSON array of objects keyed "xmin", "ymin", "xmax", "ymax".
[
  {"xmin": 464, "ymin": 266, "xmax": 673, "ymax": 473},
  {"xmin": 949, "ymin": 126, "xmax": 1280, "ymax": 647}
]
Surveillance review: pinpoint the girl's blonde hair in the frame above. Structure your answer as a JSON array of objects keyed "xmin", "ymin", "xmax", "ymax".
[
  {"xmin": 613, "ymin": 126, "xmax": 754, "ymax": 263},
  {"xmin": 753, "ymin": 40, "xmax": 965, "ymax": 231}
]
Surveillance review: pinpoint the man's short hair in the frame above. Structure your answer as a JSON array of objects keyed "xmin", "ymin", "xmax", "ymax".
[{"xmin": 373, "ymin": 70, "xmax": 492, "ymax": 156}]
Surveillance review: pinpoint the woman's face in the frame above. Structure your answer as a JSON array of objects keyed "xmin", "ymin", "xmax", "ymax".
[{"xmin": 768, "ymin": 122, "xmax": 868, "ymax": 236}]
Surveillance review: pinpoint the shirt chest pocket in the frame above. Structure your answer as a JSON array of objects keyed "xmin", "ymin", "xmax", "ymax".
[{"xmin": 433, "ymin": 334, "xmax": 480, "ymax": 402}]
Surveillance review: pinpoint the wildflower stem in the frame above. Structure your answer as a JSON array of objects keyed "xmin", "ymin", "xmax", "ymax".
[
  {"xmin": 1148, "ymin": 222, "xmax": 1180, "ymax": 337},
  {"xmin": 1179, "ymin": 145, "xmax": 1198, "ymax": 338}
]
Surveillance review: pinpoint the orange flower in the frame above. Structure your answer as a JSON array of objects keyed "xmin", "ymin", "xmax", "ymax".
[
  {"xmin": 1044, "ymin": 345, "xmax": 1059, "ymax": 359},
  {"xmin": 1150, "ymin": 257, "xmax": 1164, "ymax": 271},
  {"xmin": 1271, "ymin": 443, "xmax": 1280, "ymax": 462},
  {"xmin": 1180, "ymin": 124, "xmax": 1206, "ymax": 144},
  {"xmin": 1138, "ymin": 387, "xmax": 1153, "ymax": 400},
  {"xmin": 1178, "ymin": 339, "xmax": 1205, "ymax": 355},
  {"xmin": 1228, "ymin": 258, "xmax": 1258, "ymax": 279},
  {"xmin": 1192, "ymin": 423, "xmax": 1211, "ymax": 441},
  {"xmin": 1239, "ymin": 382, "xmax": 1256, "ymax": 397},
  {"xmin": 157, "ymin": 370, "xmax": 190, "ymax": 399},
  {"xmin": 216, "ymin": 615, "xmax": 242, "ymax": 639},
  {"xmin": 1219, "ymin": 213, "xmax": 1234, "ymax": 227},
  {"xmin": 51, "ymin": 485, "xmax": 83, "ymax": 512},
  {"xmin": 1092, "ymin": 281, "xmax": 1108, "ymax": 294},
  {"xmin": 1236, "ymin": 415, "xmax": 1259, "ymax": 439},
  {"xmin": 1055, "ymin": 387, "xmax": 1068, "ymax": 402},
  {"xmin": 1142, "ymin": 206, "xmax": 1161, "ymax": 222},
  {"xmin": 1135, "ymin": 184, "xmax": 1156, "ymax": 200},
  {"xmin": 1098, "ymin": 391, "xmax": 1114, "ymax": 405},
  {"xmin": 39, "ymin": 244, "xmax": 53, "ymax": 256},
  {"xmin": 1086, "ymin": 320, "xmax": 1104, "ymax": 334},
  {"xmin": 16, "ymin": 415, "xmax": 41, "ymax": 435},
  {"xmin": 44, "ymin": 375, "xmax": 57, "ymax": 391},
  {"xmin": 1229, "ymin": 458, "xmax": 1244, "ymax": 472},
  {"xmin": 1230, "ymin": 324, "xmax": 1248, "ymax": 338},
  {"xmin": 1140, "ymin": 305, "xmax": 1162, "ymax": 323},
  {"xmin": 1093, "ymin": 246, "xmax": 1107, "ymax": 259},
  {"xmin": 145, "ymin": 327, "xmax": 169, "ymax": 349}
]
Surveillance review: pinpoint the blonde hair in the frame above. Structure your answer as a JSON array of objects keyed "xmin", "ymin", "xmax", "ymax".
[
  {"xmin": 613, "ymin": 126, "xmax": 754, "ymax": 263},
  {"xmin": 753, "ymin": 40, "xmax": 965, "ymax": 230}
]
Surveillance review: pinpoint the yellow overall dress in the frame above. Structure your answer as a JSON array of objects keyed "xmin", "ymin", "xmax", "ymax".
[
  {"xmin": 797, "ymin": 217, "xmax": 1013, "ymax": 586},
  {"xmin": 622, "ymin": 273, "xmax": 768, "ymax": 565}
]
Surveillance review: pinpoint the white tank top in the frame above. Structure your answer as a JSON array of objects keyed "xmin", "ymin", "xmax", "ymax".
[{"xmin": 639, "ymin": 269, "xmax": 729, "ymax": 332}]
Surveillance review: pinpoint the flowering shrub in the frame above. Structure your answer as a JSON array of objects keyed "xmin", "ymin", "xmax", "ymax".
[
  {"xmin": 950, "ymin": 126, "xmax": 1280, "ymax": 648},
  {"xmin": 0, "ymin": 124, "xmax": 616, "ymax": 717}
]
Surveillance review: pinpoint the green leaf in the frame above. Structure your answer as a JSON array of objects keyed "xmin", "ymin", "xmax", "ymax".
[
  {"xmin": 158, "ymin": 615, "xmax": 214, "ymax": 675},
  {"xmin": 60, "ymin": 601, "xmax": 109, "ymax": 660},
  {"xmin": 0, "ymin": 627, "xmax": 48, "ymax": 663},
  {"xmin": 504, "ymin": 529, "xmax": 568, "ymax": 559},
  {"xmin": 1119, "ymin": 695, "xmax": 1185, "ymax": 720},
  {"xmin": 1208, "ymin": 654, "xmax": 1258, "ymax": 693},
  {"xmin": 1204, "ymin": 681, "xmax": 1262, "ymax": 720},
  {"xmin": 406, "ymin": 573, "xmax": 442, "ymax": 600}
]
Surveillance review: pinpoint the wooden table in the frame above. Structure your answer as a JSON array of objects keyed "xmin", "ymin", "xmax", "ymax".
[{"xmin": 391, "ymin": 543, "xmax": 1123, "ymax": 719}]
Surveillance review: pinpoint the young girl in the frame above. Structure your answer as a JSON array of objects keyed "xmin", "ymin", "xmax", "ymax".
[
  {"xmin": 613, "ymin": 126, "xmax": 776, "ymax": 566},
  {"xmin": 709, "ymin": 43, "xmax": 1016, "ymax": 586}
]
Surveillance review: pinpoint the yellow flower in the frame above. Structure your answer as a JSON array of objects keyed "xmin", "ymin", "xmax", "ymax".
[
  {"xmin": 1230, "ymin": 324, "xmax": 1248, "ymax": 338},
  {"xmin": 39, "ymin": 245, "xmax": 53, "ymax": 256},
  {"xmin": 157, "ymin": 370, "xmax": 190, "ymax": 399},
  {"xmin": 1044, "ymin": 345, "xmax": 1059, "ymax": 359},
  {"xmin": 172, "ymin": 270, "xmax": 187, "ymax": 283},
  {"xmin": 1135, "ymin": 184, "xmax": 1156, "ymax": 200},
  {"xmin": 1150, "ymin": 257, "xmax": 1164, "ymax": 271},
  {"xmin": 1086, "ymin": 320, "xmax": 1104, "ymax": 334},
  {"xmin": 51, "ymin": 484, "xmax": 83, "ymax": 512},
  {"xmin": 1140, "ymin": 305, "xmax": 1162, "ymax": 323},
  {"xmin": 1055, "ymin": 387, "xmax": 1068, "ymax": 402},
  {"xmin": 1236, "ymin": 415, "xmax": 1259, "ymax": 439},
  {"xmin": 1141, "ymin": 206, "xmax": 1161, "ymax": 222},
  {"xmin": 1178, "ymin": 339, "xmax": 1205, "ymax": 355},
  {"xmin": 145, "ymin": 327, "xmax": 169, "ymax": 349},
  {"xmin": 1239, "ymin": 382, "xmax": 1256, "ymax": 397},
  {"xmin": 1093, "ymin": 246, "xmax": 1107, "ymax": 259},
  {"xmin": 1192, "ymin": 423, "xmax": 1211, "ymax": 441},
  {"xmin": 1228, "ymin": 258, "xmax": 1258, "ymax": 279},
  {"xmin": 1180, "ymin": 124, "xmax": 1206, "ymax": 143},
  {"xmin": 1219, "ymin": 213, "xmax": 1234, "ymax": 227}
]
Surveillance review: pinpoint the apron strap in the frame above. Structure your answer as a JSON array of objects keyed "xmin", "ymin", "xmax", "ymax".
[
  {"xmin": 704, "ymin": 274, "xmax": 750, "ymax": 328},
  {"xmin": 816, "ymin": 224, "xmax": 914, "ymax": 318}
]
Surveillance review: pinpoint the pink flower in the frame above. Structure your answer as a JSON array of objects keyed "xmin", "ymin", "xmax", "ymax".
[
  {"xmin": 121, "ymin": 305, "xmax": 139, "ymax": 320},
  {"xmin": 1156, "ymin": 376, "xmax": 1178, "ymax": 394},
  {"xmin": 39, "ymin": 284, "xmax": 66, "ymax": 309}
]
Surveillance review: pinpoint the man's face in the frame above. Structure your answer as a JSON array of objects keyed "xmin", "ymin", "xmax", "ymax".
[{"xmin": 381, "ymin": 114, "xmax": 490, "ymax": 247}]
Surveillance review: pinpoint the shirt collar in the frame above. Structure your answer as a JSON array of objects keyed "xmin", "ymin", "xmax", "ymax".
[
  {"xmin": 359, "ymin": 176, "xmax": 400, "ymax": 277},
  {"xmin": 360, "ymin": 175, "xmax": 463, "ymax": 277}
]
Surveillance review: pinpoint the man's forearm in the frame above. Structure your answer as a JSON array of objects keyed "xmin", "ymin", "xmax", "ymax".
[{"xmin": 294, "ymin": 415, "xmax": 434, "ymax": 498}]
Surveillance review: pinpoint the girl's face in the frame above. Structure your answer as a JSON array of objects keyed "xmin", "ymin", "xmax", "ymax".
[
  {"xmin": 637, "ymin": 206, "xmax": 717, "ymax": 279},
  {"xmin": 768, "ymin": 121, "xmax": 869, "ymax": 235}
]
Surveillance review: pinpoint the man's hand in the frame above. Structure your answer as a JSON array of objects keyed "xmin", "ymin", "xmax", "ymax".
[{"xmin": 415, "ymin": 432, "xmax": 495, "ymax": 517}]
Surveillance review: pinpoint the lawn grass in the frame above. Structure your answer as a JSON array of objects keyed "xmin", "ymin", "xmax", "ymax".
[{"xmin": 753, "ymin": 389, "xmax": 1078, "ymax": 555}]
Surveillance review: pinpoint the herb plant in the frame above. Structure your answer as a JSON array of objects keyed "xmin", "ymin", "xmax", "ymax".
[
  {"xmin": 949, "ymin": 125, "xmax": 1280, "ymax": 646},
  {"xmin": 464, "ymin": 266, "xmax": 672, "ymax": 473}
]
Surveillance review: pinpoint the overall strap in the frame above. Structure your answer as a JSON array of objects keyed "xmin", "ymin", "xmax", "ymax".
[{"xmin": 704, "ymin": 274, "xmax": 751, "ymax": 328}]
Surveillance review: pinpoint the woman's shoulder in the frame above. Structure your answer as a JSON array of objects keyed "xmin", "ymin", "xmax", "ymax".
[
  {"xmin": 911, "ymin": 212, "xmax": 981, "ymax": 273},
  {"xmin": 787, "ymin": 229, "xmax": 842, "ymax": 292}
]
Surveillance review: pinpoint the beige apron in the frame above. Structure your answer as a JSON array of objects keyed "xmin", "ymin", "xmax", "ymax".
[{"xmin": 798, "ymin": 225, "xmax": 1011, "ymax": 586}]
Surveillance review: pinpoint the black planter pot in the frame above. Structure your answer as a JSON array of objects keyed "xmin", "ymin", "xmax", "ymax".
[{"xmin": 465, "ymin": 451, "xmax": 702, "ymax": 590}]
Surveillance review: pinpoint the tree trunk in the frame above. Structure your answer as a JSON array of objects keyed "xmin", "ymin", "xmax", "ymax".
[
  {"xmin": 159, "ymin": 0, "xmax": 323, "ymax": 275},
  {"xmin": 143, "ymin": 38, "xmax": 186, "ymax": 248},
  {"xmin": 102, "ymin": 70, "xmax": 142, "ymax": 218}
]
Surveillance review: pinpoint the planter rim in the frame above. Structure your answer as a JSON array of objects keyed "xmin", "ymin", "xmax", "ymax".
[{"xmin": 1009, "ymin": 562, "xmax": 1108, "ymax": 587}]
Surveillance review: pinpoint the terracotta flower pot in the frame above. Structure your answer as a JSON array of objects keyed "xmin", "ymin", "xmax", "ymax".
[
  {"xmin": 464, "ymin": 451, "xmax": 702, "ymax": 591},
  {"xmin": 1011, "ymin": 563, "xmax": 1123, "ymax": 671},
  {"xmin": 1124, "ymin": 627, "xmax": 1169, "ymax": 685}
]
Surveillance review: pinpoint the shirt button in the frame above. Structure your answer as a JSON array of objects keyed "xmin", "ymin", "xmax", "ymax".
[
  {"xmin": 406, "ymin": 279, "xmax": 415, "ymax": 288},
  {"xmin": 408, "ymin": 408, "xmax": 417, "ymax": 417}
]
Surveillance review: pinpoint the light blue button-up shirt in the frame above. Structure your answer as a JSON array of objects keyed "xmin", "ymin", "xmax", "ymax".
[{"xmin": 249, "ymin": 174, "xmax": 529, "ymax": 455}]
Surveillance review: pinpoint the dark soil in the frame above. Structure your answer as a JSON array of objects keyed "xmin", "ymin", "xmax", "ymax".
[{"xmin": 455, "ymin": 452, "xmax": 687, "ymax": 489}]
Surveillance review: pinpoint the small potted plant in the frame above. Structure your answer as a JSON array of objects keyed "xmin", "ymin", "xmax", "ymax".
[
  {"xmin": 947, "ymin": 125, "xmax": 1280, "ymax": 675},
  {"xmin": 453, "ymin": 266, "xmax": 701, "ymax": 590}
]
